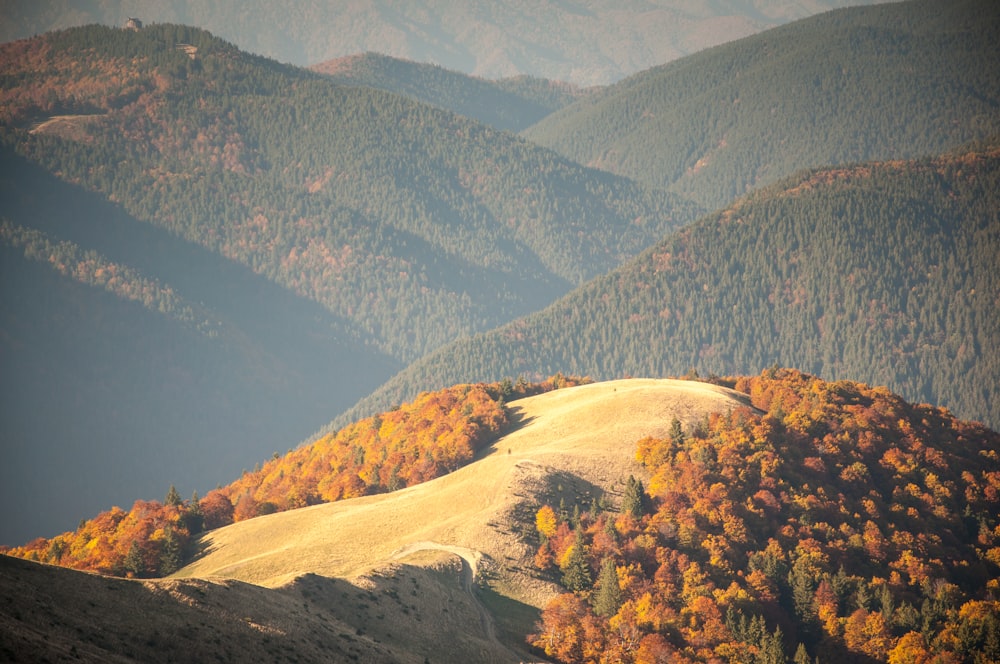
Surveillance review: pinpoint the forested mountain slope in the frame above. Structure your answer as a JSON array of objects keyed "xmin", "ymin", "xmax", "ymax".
[
  {"xmin": 0, "ymin": 147, "xmax": 400, "ymax": 545},
  {"xmin": 0, "ymin": 24, "xmax": 696, "ymax": 544},
  {"xmin": 524, "ymin": 0, "xmax": 1000, "ymax": 209},
  {"xmin": 312, "ymin": 52, "xmax": 592, "ymax": 132},
  {"xmin": 1, "ymin": 24, "xmax": 696, "ymax": 363},
  {"xmin": 340, "ymin": 143, "xmax": 1000, "ymax": 431},
  {"xmin": 0, "ymin": 0, "xmax": 886, "ymax": 85}
]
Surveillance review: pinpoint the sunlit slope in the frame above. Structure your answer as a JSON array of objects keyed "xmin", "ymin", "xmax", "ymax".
[{"xmin": 179, "ymin": 379, "xmax": 748, "ymax": 593}]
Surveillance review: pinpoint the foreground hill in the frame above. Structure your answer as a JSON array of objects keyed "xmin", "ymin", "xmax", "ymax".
[
  {"xmin": 0, "ymin": 1, "xmax": 885, "ymax": 85},
  {"xmin": 341, "ymin": 143, "xmax": 1000, "ymax": 431},
  {"xmin": 2, "ymin": 377, "xmax": 754, "ymax": 662},
  {"xmin": 3, "ymin": 373, "xmax": 998, "ymax": 662},
  {"xmin": 0, "ymin": 23, "xmax": 694, "ymax": 542},
  {"xmin": 312, "ymin": 52, "xmax": 592, "ymax": 132},
  {"xmin": 524, "ymin": 0, "xmax": 1000, "ymax": 209}
]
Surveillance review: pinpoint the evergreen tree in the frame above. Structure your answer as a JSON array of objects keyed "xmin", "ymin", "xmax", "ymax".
[
  {"xmin": 759, "ymin": 626, "xmax": 788, "ymax": 664},
  {"xmin": 124, "ymin": 541, "xmax": 145, "ymax": 577},
  {"xmin": 621, "ymin": 475, "xmax": 646, "ymax": 518},
  {"xmin": 159, "ymin": 526, "xmax": 182, "ymax": 576},
  {"xmin": 668, "ymin": 417, "xmax": 685, "ymax": 445},
  {"xmin": 592, "ymin": 557, "xmax": 623, "ymax": 617},
  {"xmin": 560, "ymin": 527, "xmax": 592, "ymax": 592},
  {"xmin": 165, "ymin": 484, "xmax": 182, "ymax": 507},
  {"xmin": 182, "ymin": 490, "xmax": 204, "ymax": 534}
]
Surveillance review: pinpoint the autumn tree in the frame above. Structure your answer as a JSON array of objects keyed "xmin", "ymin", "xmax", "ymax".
[{"xmin": 537, "ymin": 504, "xmax": 558, "ymax": 541}]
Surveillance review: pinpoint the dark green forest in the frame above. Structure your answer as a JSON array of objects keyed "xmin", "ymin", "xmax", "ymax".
[
  {"xmin": 524, "ymin": 0, "xmax": 1000, "ymax": 209},
  {"xmin": 342, "ymin": 144, "xmax": 1000, "ymax": 431}
]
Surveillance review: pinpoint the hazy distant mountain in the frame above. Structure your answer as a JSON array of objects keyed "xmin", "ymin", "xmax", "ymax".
[
  {"xmin": 0, "ymin": 0, "xmax": 886, "ymax": 85},
  {"xmin": 340, "ymin": 143, "xmax": 1000, "ymax": 431},
  {"xmin": 524, "ymin": 0, "xmax": 1000, "ymax": 208},
  {"xmin": 312, "ymin": 52, "xmax": 593, "ymax": 132}
]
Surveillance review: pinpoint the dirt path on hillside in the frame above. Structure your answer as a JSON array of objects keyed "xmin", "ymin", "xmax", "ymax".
[
  {"xmin": 391, "ymin": 541, "xmax": 523, "ymax": 662},
  {"xmin": 29, "ymin": 114, "xmax": 104, "ymax": 134}
]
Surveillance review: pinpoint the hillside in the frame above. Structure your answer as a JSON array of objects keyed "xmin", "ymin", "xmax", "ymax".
[
  {"xmin": 338, "ymin": 143, "xmax": 1000, "ymax": 431},
  {"xmin": 1, "ymin": 24, "xmax": 696, "ymax": 363},
  {"xmin": 0, "ymin": 147, "xmax": 400, "ymax": 545},
  {"xmin": 0, "ymin": 1, "xmax": 885, "ymax": 85},
  {"xmin": 311, "ymin": 52, "xmax": 592, "ymax": 132},
  {"xmin": 2, "ymin": 377, "xmax": 753, "ymax": 662},
  {"xmin": 3, "ymin": 373, "xmax": 998, "ymax": 662},
  {"xmin": 0, "ymin": 23, "xmax": 696, "ymax": 543},
  {"xmin": 524, "ymin": 0, "xmax": 1000, "ymax": 209}
]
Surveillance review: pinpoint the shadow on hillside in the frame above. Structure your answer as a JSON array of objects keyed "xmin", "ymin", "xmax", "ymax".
[
  {"xmin": 504, "ymin": 467, "xmax": 609, "ymax": 563},
  {"xmin": 478, "ymin": 408, "xmax": 536, "ymax": 461},
  {"xmin": 286, "ymin": 562, "xmax": 540, "ymax": 661}
]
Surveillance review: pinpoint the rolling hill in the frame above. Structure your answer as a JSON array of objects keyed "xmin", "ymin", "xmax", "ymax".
[
  {"xmin": 338, "ymin": 142, "xmax": 1000, "ymax": 432},
  {"xmin": 523, "ymin": 0, "xmax": 1000, "ymax": 209},
  {"xmin": 0, "ymin": 23, "xmax": 695, "ymax": 544},
  {"xmin": 0, "ymin": 1, "xmax": 886, "ymax": 85},
  {"xmin": 1, "ymin": 378, "xmax": 751, "ymax": 662},
  {"xmin": 3, "ymin": 374, "xmax": 999, "ymax": 662}
]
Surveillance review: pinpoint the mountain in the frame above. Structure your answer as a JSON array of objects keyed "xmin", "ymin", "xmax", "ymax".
[
  {"xmin": 0, "ymin": 24, "xmax": 696, "ymax": 544},
  {"xmin": 3, "ymin": 373, "xmax": 999, "ymax": 662},
  {"xmin": 0, "ymin": 1, "xmax": 887, "ymax": 85},
  {"xmin": 339, "ymin": 143, "xmax": 1000, "ymax": 431},
  {"xmin": 524, "ymin": 0, "xmax": 1000, "ymax": 209},
  {"xmin": 1, "ymin": 24, "xmax": 696, "ymax": 362},
  {"xmin": 311, "ymin": 52, "xmax": 593, "ymax": 132}
]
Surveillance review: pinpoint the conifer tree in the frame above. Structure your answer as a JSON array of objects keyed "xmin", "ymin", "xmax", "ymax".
[
  {"xmin": 159, "ymin": 526, "xmax": 182, "ymax": 576},
  {"xmin": 668, "ymin": 417, "xmax": 685, "ymax": 445},
  {"xmin": 621, "ymin": 475, "xmax": 646, "ymax": 518},
  {"xmin": 760, "ymin": 626, "xmax": 788, "ymax": 664},
  {"xmin": 592, "ymin": 557, "xmax": 623, "ymax": 617},
  {"xmin": 124, "ymin": 541, "xmax": 145, "ymax": 577},
  {"xmin": 560, "ymin": 527, "xmax": 592, "ymax": 592},
  {"xmin": 165, "ymin": 484, "xmax": 182, "ymax": 507}
]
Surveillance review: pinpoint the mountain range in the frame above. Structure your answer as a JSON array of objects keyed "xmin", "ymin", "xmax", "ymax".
[
  {"xmin": 524, "ymin": 0, "xmax": 1000, "ymax": 208},
  {"xmin": 1, "ymin": 0, "xmax": 886, "ymax": 85}
]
